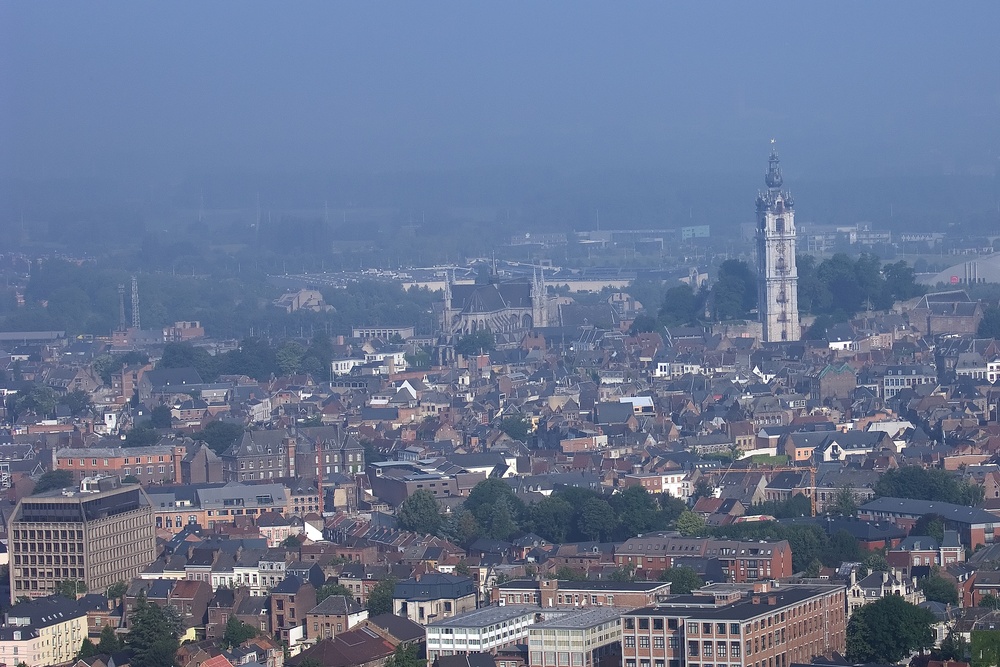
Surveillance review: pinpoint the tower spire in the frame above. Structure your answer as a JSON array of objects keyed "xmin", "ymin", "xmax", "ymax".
[{"xmin": 765, "ymin": 139, "xmax": 783, "ymax": 190}]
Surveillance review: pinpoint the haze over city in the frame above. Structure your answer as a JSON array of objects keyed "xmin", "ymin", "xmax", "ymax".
[{"xmin": 2, "ymin": 1, "xmax": 999, "ymax": 226}]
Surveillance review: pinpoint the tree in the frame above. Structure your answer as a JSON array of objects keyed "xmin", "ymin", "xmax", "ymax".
[
  {"xmin": 610, "ymin": 563, "xmax": 637, "ymax": 582},
  {"xmin": 54, "ymin": 579, "xmax": 87, "ymax": 599},
  {"xmin": 875, "ymin": 466, "xmax": 984, "ymax": 506},
  {"xmin": 194, "ymin": 421, "xmax": 245, "ymax": 455},
  {"xmin": 577, "ymin": 497, "xmax": 616, "ymax": 541},
  {"xmin": 76, "ymin": 638, "xmax": 99, "ymax": 659},
  {"xmin": 316, "ymin": 582, "xmax": 356, "ymax": 604},
  {"xmin": 822, "ymin": 530, "xmax": 863, "ymax": 567},
  {"xmin": 150, "ymin": 405, "xmax": 173, "ymax": 429},
  {"xmin": 97, "ymin": 623, "xmax": 122, "ymax": 654},
  {"xmin": 846, "ymin": 594, "xmax": 935, "ymax": 664},
  {"xmin": 499, "ymin": 415, "xmax": 531, "ymax": 441},
  {"xmin": 222, "ymin": 615, "xmax": 258, "ymax": 648},
  {"xmin": 485, "ymin": 498, "xmax": 519, "ymax": 540},
  {"xmin": 529, "ymin": 495, "xmax": 575, "ymax": 543},
  {"xmin": 555, "ymin": 565, "xmax": 587, "ymax": 581},
  {"xmin": 628, "ymin": 314, "xmax": 659, "ymax": 334},
  {"xmin": 384, "ymin": 643, "xmax": 425, "ymax": 667},
  {"xmin": 124, "ymin": 423, "xmax": 160, "ymax": 447},
  {"xmin": 938, "ymin": 631, "xmax": 969, "ymax": 662},
  {"xmin": 712, "ymin": 260, "xmax": 757, "ymax": 320},
  {"xmin": 920, "ymin": 573, "xmax": 959, "ymax": 605},
  {"xmin": 675, "ymin": 510, "xmax": 706, "ymax": 537},
  {"xmin": 980, "ymin": 593, "xmax": 1000, "ymax": 610},
  {"xmin": 913, "ymin": 513, "xmax": 946, "ymax": 543},
  {"xmin": 281, "ymin": 535, "xmax": 302, "ymax": 548},
  {"xmin": 366, "ymin": 577, "xmax": 396, "ymax": 616},
  {"xmin": 689, "ymin": 477, "xmax": 715, "ymax": 503},
  {"xmin": 276, "ymin": 341, "xmax": 307, "ymax": 376},
  {"xmin": 455, "ymin": 330, "xmax": 495, "ymax": 356},
  {"xmin": 829, "ymin": 484, "xmax": 860, "ymax": 517},
  {"xmin": 659, "ymin": 284, "xmax": 701, "ymax": 326},
  {"xmin": 32, "ymin": 469, "xmax": 74, "ymax": 495},
  {"xmin": 980, "ymin": 306, "xmax": 1000, "ymax": 339},
  {"xmin": 464, "ymin": 479, "xmax": 525, "ymax": 529},
  {"xmin": 61, "ymin": 389, "xmax": 94, "ymax": 417},
  {"xmin": 107, "ymin": 581, "xmax": 127, "ymax": 600},
  {"xmin": 658, "ymin": 566, "xmax": 703, "ymax": 594},
  {"xmin": 804, "ymin": 558, "xmax": 823, "ymax": 578},
  {"xmin": 397, "ymin": 490, "xmax": 443, "ymax": 535},
  {"xmin": 971, "ymin": 630, "xmax": 1000, "ymax": 667},
  {"xmin": 127, "ymin": 593, "xmax": 183, "ymax": 667}
]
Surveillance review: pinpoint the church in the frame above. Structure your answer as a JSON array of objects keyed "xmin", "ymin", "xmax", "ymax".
[{"xmin": 440, "ymin": 265, "xmax": 548, "ymax": 336}]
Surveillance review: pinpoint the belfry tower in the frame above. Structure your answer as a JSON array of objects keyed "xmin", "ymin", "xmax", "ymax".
[{"xmin": 755, "ymin": 142, "xmax": 800, "ymax": 342}]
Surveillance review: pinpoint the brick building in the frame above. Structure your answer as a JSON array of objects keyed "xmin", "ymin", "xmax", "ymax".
[
  {"xmin": 493, "ymin": 578, "xmax": 672, "ymax": 609},
  {"xmin": 620, "ymin": 584, "xmax": 846, "ymax": 667},
  {"xmin": 614, "ymin": 536, "xmax": 793, "ymax": 582}
]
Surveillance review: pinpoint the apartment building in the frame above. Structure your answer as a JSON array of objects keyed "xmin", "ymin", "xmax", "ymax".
[
  {"xmin": 8, "ymin": 476, "xmax": 156, "ymax": 603},
  {"xmin": 620, "ymin": 584, "xmax": 846, "ymax": 667},
  {"xmin": 493, "ymin": 579, "xmax": 672, "ymax": 609},
  {"xmin": 614, "ymin": 536, "xmax": 793, "ymax": 582}
]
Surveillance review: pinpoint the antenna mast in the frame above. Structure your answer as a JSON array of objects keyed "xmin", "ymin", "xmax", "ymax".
[{"xmin": 131, "ymin": 275, "xmax": 140, "ymax": 329}]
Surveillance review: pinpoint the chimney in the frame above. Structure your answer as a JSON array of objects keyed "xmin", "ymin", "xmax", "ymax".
[
  {"xmin": 752, "ymin": 595, "xmax": 761, "ymax": 605},
  {"xmin": 850, "ymin": 569, "xmax": 856, "ymax": 587},
  {"xmin": 767, "ymin": 595, "xmax": 777, "ymax": 605}
]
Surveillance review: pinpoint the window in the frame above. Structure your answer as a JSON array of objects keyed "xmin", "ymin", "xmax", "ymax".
[
  {"xmin": 625, "ymin": 637, "xmax": 636, "ymax": 648},
  {"xmin": 654, "ymin": 638, "xmax": 664, "ymax": 649},
  {"xmin": 639, "ymin": 637, "xmax": 650, "ymax": 648},
  {"xmin": 716, "ymin": 624, "xmax": 727, "ymax": 635},
  {"xmin": 687, "ymin": 623, "xmax": 698, "ymax": 635},
  {"xmin": 626, "ymin": 619, "xmax": 635, "ymax": 630},
  {"xmin": 688, "ymin": 642, "xmax": 699, "ymax": 657},
  {"xmin": 639, "ymin": 619, "xmax": 649, "ymax": 630},
  {"xmin": 654, "ymin": 619, "xmax": 664, "ymax": 630}
]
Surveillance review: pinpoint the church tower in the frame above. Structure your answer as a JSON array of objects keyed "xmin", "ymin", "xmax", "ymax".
[{"xmin": 755, "ymin": 143, "xmax": 800, "ymax": 342}]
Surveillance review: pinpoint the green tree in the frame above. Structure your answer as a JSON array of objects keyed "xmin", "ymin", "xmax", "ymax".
[
  {"xmin": 316, "ymin": 582, "xmax": 356, "ymax": 604},
  {"xmin": 804, "ymin": 558, "xmax": 823, "ymax": 578},
  {"xmin": 54, "ymin": 579, "xmax": 87, "ymax": 599},
  {"xmin": 76, "ymin": 638, "xmax": 99, "ymax": 659},
  {"xmin": 464, "ymin": 479, "xmax": 525, "ymax": 529},
  {"xmin": 913, "ymin": 513, "xmax": 946, "ymax": 543},
  {"xmin": 125, "ymin": 423, "xmax": 160, "ymax": 447},
  {"xmin": 609, "ymin": 486, "xmax": 664, "ymax": 539},
  {"xmin": 822, "ymin": 530, "xmax": 863, "ymax": 567},
  {"xmin": 971, "ymin": 630, "xmax": 1000, "ymax": 667},
  {"xmin": 577, "ymin": 497, "xmax": 616, "ymax": 541},
  {"xmin": 61, "ymin": 389, "xmax": 95, "ymax": 417},
  {"xmin": 397, "ymin": 490, "xmax": 443, "ymax": 535},
  {"xmin": 498, "ymin": 415, "xmax": 531, "ymax": 441},
  {"xmin": 846, "ymin": 594, "xmax": 935, "ymax": 664},
  {"xmin": 529, "ymin": 495, "xmax": 575, "ymax": 543},
  {"xmin": 276, "ymin": 341, "xmax": 307, "ymax": 376},
  {"xmin": 193, "ymin": 421, "xmax": 245, "ymax": 455},
  {"xmin": 107, "ymin": 581, "xmax": 128, "ymax": 600},
  {"xmin": 658, "ymin": 566, "xmax": 703, "ymax": 594},
  {"xmin": 485, "ymin": 498, "xmax": 519, "ymax": 540},
  {"xmin": 554, "ymin": 565, "xmax": 587, "ymax": 581},
  {"xmin": 366, "ymin": 577, "xmax": 396, "ymax": 616},
  {"xmin": 628, "ymin": 314, "xmax": 659, "ymax": 334},
  {"xmin": 712, "ymin": 260, "xmax": 757, "ymax": 320},
  {"xmin": 159, "ymin": 342, "xmax": 216, "ymax": 381},
  {"xmin": 455, "ymin": 330, "xmax": 495, "ymax": 356},
  {"xmin": 222, "ymin": 615, "xmax": 258, "ymax": 648},
  {"xmin": 150, "ymin": 405, "xmax": 173, "ymax": 429},
  {"xmin": 920, "ymin": 573, "xmax": 959, "ymax": 605},
  {"xmin": 675, "ymin": 510, "xmax": 706, "ymax": 537},
  {"xmin": 384, "ymin": 642, "xmax": 425, "ymax": 667},
  {"xmin": 875, "ymin": 466, "xmax": 984, "ymax": 506},
  {"xmin": 979, "ymin": 307, "xmax": 1000, "ymax": 338},
  {"xmin": 659, "ymin": 284, "xmax": 701, "ymax": 326},
  {"xmin": 127, "ymin": 593, "xmax": 183, "ymax": 667},
  {"xmin": 829, "ymin": 484, "xmax": 860, "ymax": 517},
  {"xmin": 610, "ymin": 563, "xmax": 637, "ymax": 582},
  {"xmin": 980, "ymin": 593, "xmax": 1000, "ymax": 610},
  {"xmin": 32, "ymin": 469, "xmax": 74, "ymax": 495},
  {"xmin": 939, "ymin": 631, "xmax": 969, "ymax": 662},
  {"xmin": 97, "ymin": 624, "xmax": 122, "ymax": 654}
]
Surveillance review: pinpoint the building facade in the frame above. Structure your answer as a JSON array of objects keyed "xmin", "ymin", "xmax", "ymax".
[
  {"xmin": 8, "ymin": 476, "xmax": 157, "ymax": 603},
  {"xmin": 755, "ymin": 146, "xmax": 800, "ymax": 343},
  {"xmin": 620, "ymin": 584, "xmax": 846, "ymax": 667}
]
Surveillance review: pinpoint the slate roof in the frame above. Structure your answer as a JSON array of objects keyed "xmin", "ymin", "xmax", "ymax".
[
  {"xmin": 393, "ymin": 573, "xmax": 476, "ymax": 602},
  {"xmin": 860, "ymin": 497, "xmax": 999, "ymax": 525}
]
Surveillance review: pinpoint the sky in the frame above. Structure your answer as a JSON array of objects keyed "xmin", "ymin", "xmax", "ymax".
[{"xmin": 2, "ymin": 2, "xmax": 999, "ymax": 195}]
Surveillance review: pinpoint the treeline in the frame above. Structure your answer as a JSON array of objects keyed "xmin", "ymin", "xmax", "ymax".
[
  {"xmin": 0, "ymin": 259, "xmax": 438, "ymax": 338},
  {"xmin": 874, "ymin": 466, "xmax": 985, "ymax": 506},
  {"xmin": 629, "ymin": 254, "xmax": 924, "ymax": 333},
  {"xmin": 158, "ymin": 337, "xmax": 336, "ymax": 382},
  {"xmin": 400, "ymin": 481, "xmax": 689, "ymax": 546}
]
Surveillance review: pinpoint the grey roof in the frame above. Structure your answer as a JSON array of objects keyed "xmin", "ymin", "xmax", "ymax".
[
  {"xmin": 309, "ymin": 594, "xmax": 363, "ymax": 616},
  {"xmin": 860, "ymin": 496, "xmax": 999, "ymax": 525},
  {"xmin": 393, "ymin": 573, "xmax": 476, "ymax": 602}
]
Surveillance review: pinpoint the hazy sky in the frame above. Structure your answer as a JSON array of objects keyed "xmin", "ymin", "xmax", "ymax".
[{"xmin": 2, "ymin": 1, "xmax": 999, "ymax": 184}]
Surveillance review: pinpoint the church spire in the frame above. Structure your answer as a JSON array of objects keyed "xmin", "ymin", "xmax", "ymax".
[{"xmin": 765, "ymin": 139, "xmax": 783, "ymax": 190}]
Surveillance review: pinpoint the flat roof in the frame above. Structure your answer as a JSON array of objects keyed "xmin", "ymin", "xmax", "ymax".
[
  {"xmin": 428, "ymin": 605, "xmax": 539, "ymax": 629},
  {"xmin": 531, "ymin": 606, "xmax": 627, "ymax": 629},
  {"xmin": 501, "ymin": 579, "xmax": 670, "ymax": 592},
  {"xmin": 623, "ymin": 585, "xmax": 843, "ymax": 621}
]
